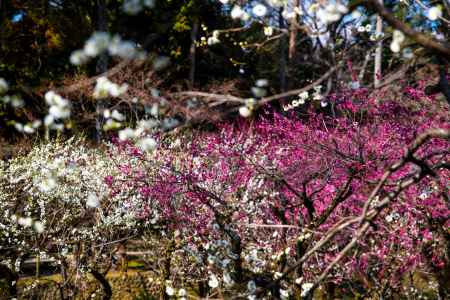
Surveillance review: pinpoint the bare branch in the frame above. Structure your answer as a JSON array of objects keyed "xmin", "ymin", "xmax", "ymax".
[{"xmin": 364, "ymin": 0, "xmax": 450, "ymax": 56}]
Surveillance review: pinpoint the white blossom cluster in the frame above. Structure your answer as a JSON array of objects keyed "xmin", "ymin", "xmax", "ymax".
[
  {"xmin": 0, "ymin": 77, "xmax": 8, "ymax": 94},
  {"xmin": 0, "ymin": 138, "xmax": 173, "ymax": 277},
  {"xmin": 123, "ymin": 0, "xmax": 155, "ymax": 15},
  {"xmin": 264, "ymin": 26, "xmax": 274, "ymax": 36},
  {"xmin": 0, "ymin": 78, "xmax": 24, "ymax": 108},
  {"xmin": 70, "ymin": 32, "xmax": 146, "ymax": 65},
  {"xmin": 93, "ymin": 76, "xmax": 128, "ymax": 99},
  {"xmin": 0, "ymin": 138, "xmax": 147, "ymax": 260},
  {"xmin": 165, "ymin": 284, "xmax": 187, "ymax": 299},
  {"xmin": 238, "ymin": 79, "xmax": 268, "ymax": 117},
  {"xmin": 230, "ymin": 5, "xmax": 251, "ymax": 21},
  {"xmin": 283, "ymin": 85, "xmax": 326, "ymax": 111},
  {"xmin": 116, "ymin": 120, "xmax": 158, "ymax": 152},
  {"xmin": 283, "ymin": 90, "xmax": 309, "ymax": 111},
  {"xmin": 390, "ymin": 30, "xmax": 405, "ymax": 53},
  {"xmin": 102, "ymin": 108, "xmax": 125, "ymax": 131},
  {"xmin": 315, "ymin": 2, "xmax": 348, "ymax": 25},
  {"xmin": 426, "ymin": 6, "xmax": 442, "ymax": 21},
  {"xmin": 14, "ymin": 120, "xmax": 41, "ymax": 134},
  {"xmin": 207, "ymin": 30, "xmax": 221, "ymax": 46},
  {"xmin": 0, "ymin": 78, "xmax": 42, "ymax": 134},
  {"xmin": 44, "ymin": 91, "xmax": 71, "ymax": 130}
]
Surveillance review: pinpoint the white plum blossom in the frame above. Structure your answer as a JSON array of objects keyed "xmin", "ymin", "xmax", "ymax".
[
  {"xmin": 299, "ymin": 91, "xmax": 309, "ymax": 100},
  {"xmin": 223, "ymin": 271, "xmax": 234, "ymax": 287},
  {"xmin": 317, "ymin": 3, "xmax": 348, "ymax": 24},
  {"xmin": 178, "ymin": 288, "xmax": 187, "ymax": 297},
  {"xmin": 103, "ymin": 119, "xmax": 122, "ymax": 131},
  {"xmin": 252, "ymin": 4, "xmax": 267, "ymax": 17},
  {"xmin": 313, "ymin": 93, "xmax": 323, "ymax": 101},
  {"xmin": 264, "ymin": 26, "xmax": 274, "ymax": 36},
  {"xmin": 32, "ymin": 120, "xmax": 42, "ymax": 128},
  {"xmin": 0, "ymin": 78, "xmax": 8, "ymax": 94},
  {"xmin": 108, "ymin": 36, "xmax": 140, "ymax": 59},
  {"xmin": 208, "ymin": 35, "xmax": 220, "ymax": 45},
  {"xmin": 111, "ymin": 109, "xmax": 125, "ymax": 121},
  {"xmin": 45, "ymin": 91, "xmax": 71, "ymax": 123},
  {"xmin": 280, "ymin": 289, "xmax": 289, "ymax": 299},
  {"xmin": 33, "ymin": 221, "xmax": 45, "ymax": 233},
  {"xmin": 138, "ymin": 119, "xmax": 159, "ymax": 129},
  {"xmin": 23, "ymin": 124, "xmax": 35, "ymax": 134},
  {"xmin": 118, "ymin": 128, "xmax": 137, "ymax": 141},
  {"xmin": 251, "ymin": 87, "xmax": 267, "ymax": 97},
  {"xmin": 208, "ymin": 274, "xmax": 219, "ymax": 288},
  {"xmin": 137, "ymin": 137, "xmax": 157, "ymax": 151},
  {"xmin": 301, "ymin": 283, "xmax": 314, "ymax": 297},
  {"xmin": 86, "ymin": 193, "xmax": 100, "ymax": 208},
  {"xmin": 165, "ymin": 286, "xmax": 175, "ymax": 296},
  {"xmin": 103, "ymin": 109, "xmax": 111, "ymax": 119},
  {"xmin": 390, "ymin": 30, "xmax": 405, "ymax": 53},
  {"xmin": 69, "ymin": 50, "xmax": 88, "ymax": 65},
  {"xmin": 295, "ymin": 277, "xmax": 303, "ymax": 285},
  {"xmin": 10, "ymin": 96, "xmax": 24, "ymax": 108},
  {"xmin": 427, "ymin": 6, "xmax": 442, "ymax": 21},
  {"xmin": 18, "ymin": 217, "xmax": 33, "ymax": 227},
  {"xmin": 70, "ymin": 32, "xmax": 146, "ymax": 65},
  {"xmin": 44, "ymin": 115, "xmax": 55, "ymax": 127},
  {"xmin": 123, "ymin": 0, "xmax": 141, "ymax": 15},
  {"xmin": 352, "ymin": 10, "xmax": 362, "ymax": 19},
  {"xmin": 231, "ymin": 5, "xmax": 244, "ymax": 19},
  {"xmin": 45, "ymin": 91, "xmax": 69, "ymax": 107},
  {"xmin": 152, "ymin": 56, "xmax": 171, "ymax": 70},
  {"xmin": 39, "ymin": 176, "xmax": 57, "ymax": 193},
  {"xmin": 93, "ymin": 77, "xmax": 128, "ymax": 99},
  {"xmin": 385, "ymin": 214, "xmax": 393, "ymax": 223},
  {"xmin": 49, "ymin": 105, "xmax": 71, "ymax": 119},
  {"xmin": 239, "ymin": 106, "xmax": 252, "ymax": 117},
  {"xmin": 123, "ymin": 0, "xmax": 155, "ymax": 15},
  {"xmin": 2, "ymin": 94, "xmax": 25, "ymax": 108},
  {"xmin": 390, "ymin": 41, "xmax": 401, "ymax": 53},
  {"xmin": 256, "ymin": 79, "xmax": 269, "ymax": 87},
  {"xmin": 393, "ymin": 30, "xmax": 405, "ymax": 44},
  {"xmin": 84, "ymin": 32, "xmax": 110, "ymax": 57}
]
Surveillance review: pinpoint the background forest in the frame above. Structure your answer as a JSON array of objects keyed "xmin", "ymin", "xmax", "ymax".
[{"xmin": 0, "ymin": 1, "xmax": 449, "ymax": 299}]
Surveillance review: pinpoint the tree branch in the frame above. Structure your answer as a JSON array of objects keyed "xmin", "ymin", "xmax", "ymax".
[{"xmin": 364, "ymin": 0, "xmax": 450, "ymax": 56}]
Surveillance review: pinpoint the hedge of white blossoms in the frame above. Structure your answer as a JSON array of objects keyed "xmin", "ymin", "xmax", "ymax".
[{"xmin": 0, "ymin": 138, "xmax": 156, "ymax": 272}]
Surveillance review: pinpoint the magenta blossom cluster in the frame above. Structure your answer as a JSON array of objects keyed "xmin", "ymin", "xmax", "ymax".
[{"xmin": 106, "ymin": 92, "xmax": 449, "ymax": 297}]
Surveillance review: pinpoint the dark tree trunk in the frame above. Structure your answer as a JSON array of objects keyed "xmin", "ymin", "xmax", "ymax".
[
  {"xmin": 278, "ymin": 8, "xmax": 288, "ymax": 93},
  {"xmin": 0, "ymin": 264, "xmax": 19, "ymax": 298},
  {"xmin": 95, "ymin": 0, "xmax": 108, "ymax": 142},
  {"xmin": 90, "ymin": 269, "xmax": 112, "ymax": 300},
  {"xmin": 189, "ymin": 20, "xmax": 199, "ymax": 89}
]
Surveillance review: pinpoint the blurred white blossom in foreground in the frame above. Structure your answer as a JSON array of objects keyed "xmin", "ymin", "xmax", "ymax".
[{"xmin": 70, "ymin": 32, "xmax": 146, "ymax": 65}]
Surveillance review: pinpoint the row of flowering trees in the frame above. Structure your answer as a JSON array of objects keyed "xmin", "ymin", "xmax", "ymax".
[
  {"xmin": 1, "ymin": 0, "xmax": 450, "ymax": 299},
  {"xmin": 1, "ymin": 84, "xmax": 448, "ymax": 298},
  {"xmin": 103, "ymin": 86, "xmax": 449, "ymax": 298}
]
